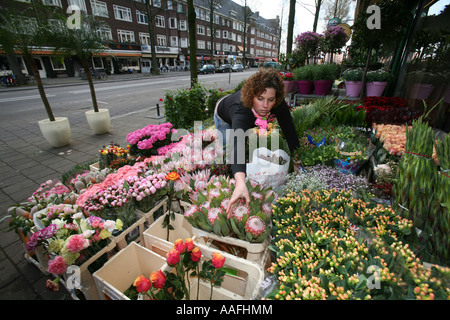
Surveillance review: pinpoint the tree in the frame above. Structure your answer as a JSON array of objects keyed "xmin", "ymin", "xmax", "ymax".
[
  {"xmin": 48, "ymin": 13, "xmax": 107, "ymax": 113},
  {"xmin": 312, "ymin": 0, "xmax": 324, "ymax": 33},
  {"xmin": 0, "ymin": 7, "xmax": 55, "ymax": 121},
  {"xmin": 286, "ymin": 0, "xmax": 296, "ymax": 54},
  {"xmin": 145, "ymin": 0, "xmax": 160, "ymax": 76},
  {"xmin": 187, "ymin": 0, "xmax": 198, "ymax": 86}
]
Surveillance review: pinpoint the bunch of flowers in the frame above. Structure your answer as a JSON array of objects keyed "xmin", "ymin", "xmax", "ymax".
[
  {"xmin": 99, "ymin": 143, "xmax": 129, "ymax": 169},
  {"xmin": 357, "ymin": 96, "xmax": 421, "ymax": 126},
  {"xmin": 28, "ymin": 179, "xmax": 73, "ymax": 205},
  {"xmin": 124, "ymin": 171, "xmax": 168, "ymax": 213},
  {"xmin": 184, "ymin": 176, "xmax": 276, "ymax": 243},
  {"xmin": 126, "ymin": 122, "xmax": 177, "ymax": 158},
  {"xmin": 283, "ymin": 164, "xmax": 371, "ymax": 197},
  {"xmin": 366, "ymin": 69, "xmax": 394, "ymax": 83},
  {"xmin": 68, "ymin": 170, "xmax": 108, "ymax": 194},
  {"xmin": 294, "ymin": 31, "xmax": 323, "ymax": 60},
  {"xmin": 322, "ymin": 25, "xmax": 348, "ymax": 55},
  {"xmin": 33, "ymin": 204, "xmax": 80, "ymax": 228},
  {"xmin": 266, "ymin": 189, "xmax": 449, "ymax": 300}
]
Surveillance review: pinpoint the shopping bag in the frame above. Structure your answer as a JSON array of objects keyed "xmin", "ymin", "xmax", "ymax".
[{"xmin": 246, "ymin": 147, "xmax": 290, "ymax": 189}]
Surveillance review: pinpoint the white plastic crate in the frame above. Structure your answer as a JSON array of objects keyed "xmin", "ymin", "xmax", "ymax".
[
  {"xmin": 188, "ymin": 242, "xmax": 265, "ymax": 300},
  {"xmin": 192, "ymin": 226, "xmax": 270, "ymax": 267},
  {"xmin": 143, "ymin": 212, "xmax": 194, "ymax": 257},
  {"xmin": 92, "ymin": 242, "xmax": 167, "ymax": 300}
]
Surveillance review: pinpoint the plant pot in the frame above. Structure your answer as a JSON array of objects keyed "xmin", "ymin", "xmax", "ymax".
[
  {"xmin": 410, "ymin": 83, "xmax": 435, "ymax": 100},
  {"xmin": 85, "ymin": 108, "xmax": 110, "ymax": 134},
  {"xmin": 344, "ymin": 81, "xmax": 363, "ymax": 98},
  {"xmin": 314, "ymin": 80, "xmax": 333, "ymax": 96},
  {"xmin": 297, "ymin": 80, "xmax": 314, "ymax": 94},
  {"xmin": 366, "ymin": 81, "xmax": 387, "ymax": 97},
  {"xmin": 283, "ymin": 81, "xmax": 296, "ymax": 93},
  {"xmin": 38, "ymin": 117, "xmax": 71, "ymax": 148}
]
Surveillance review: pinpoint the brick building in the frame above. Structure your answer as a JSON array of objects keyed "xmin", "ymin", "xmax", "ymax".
[{"xmin": 0, "ymin": 0, "xmax": 281, "ymax": 77}]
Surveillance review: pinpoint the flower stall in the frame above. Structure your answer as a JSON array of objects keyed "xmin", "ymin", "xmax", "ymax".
[{"xmin": 4, "ymin": 88, "xmax": 449, "ymax": 301}]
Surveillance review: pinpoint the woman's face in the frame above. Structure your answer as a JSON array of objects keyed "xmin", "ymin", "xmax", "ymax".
[{"xmin": 252, "ymin": 88, "xmax": 276, "ymax": 117}]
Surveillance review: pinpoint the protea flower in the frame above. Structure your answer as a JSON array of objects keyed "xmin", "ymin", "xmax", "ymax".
[
  {"xmin": 208, "ymin": 208, "xmax": 222, "ymax": 225},
  {"xmin": 244, "ymin": 216, "xmax": 266, "ymax": 237},
  {"xmin": 184, "ymin": 205, "xmax": 199, "ymax": 218},
  {"xmin": 233, "ymin": 205, "xmax": 250, "ymax": 221},
  {"xmin": 251, "ymin": 191, "xmax": 263, "ymax": 200},
  {"xmin": 261, "ymin": 203, "xmax": 273, "ymax": 216},
  {"xmin": 220, "ymin": 198, "xmax": 230, "ymax": 211}
]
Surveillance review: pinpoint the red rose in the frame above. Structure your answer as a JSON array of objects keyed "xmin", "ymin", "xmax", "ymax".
[
  {"xmin": 190, "ymin": 247, "xmax": 202, "ymax": 262},
  {"xmin": 166, "ymin": 249, "xmax": 180, "ymax": 266},
  {"xmin": 150, "ymin": 270, "xmax": 166, "ymax": 289},
  {"xmin": 134, "ymin": 275, "xmax": 151, "ymax": 293}
]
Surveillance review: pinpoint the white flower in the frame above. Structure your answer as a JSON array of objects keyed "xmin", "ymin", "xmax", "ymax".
[
  {"xmin": 72, "ymin": 212, "xmax": 83, "ymax": 220},
  {"xmin": 103, "ymin": 220, "xmax": 116, "ymax": 232}
]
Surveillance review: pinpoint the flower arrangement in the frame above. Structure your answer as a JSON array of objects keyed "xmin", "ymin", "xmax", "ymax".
[
  {"xmin": 126, "ymin": 238, "xmax": 226, "ymax": 300},
  {"xmin": 294, "ymin": 31, "xmax": 323, "ymax": 60},
  {"xmin": 34, "ymin": 213, "xmax": 123, "ymax": 291},
  {"xmin": 126, "ymin": 122, "xmax": 177, "ymax": 158},
  {"xmin": 99, "ymin": 143, "xmax": 129, "ymax": 169},
  {"xmin": 28, "ymin": 179, "xmax": 73, "ymax": 205},
  {"xmin": 357, "ymin": 96, "xmax": 421, "ymax": 126},
  {"xmin": 342, "ymin": 68, "xmax": 364, "ymax": 82},
  {"xmin": 184, "ymin": 176, "xmax": 276, "ymax": 243},
  {"xmin": 266, "ymin": 189, "xmax": 450, "ymax": 300}
]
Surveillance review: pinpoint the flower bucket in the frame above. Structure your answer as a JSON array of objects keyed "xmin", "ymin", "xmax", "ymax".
[
  {"xmin": 366, "ymin": 81, "xmax": 387, "ymax": 97},
  {"xmin": 411, "ymin": 83, "xmax": 435, "ymax": 100},
  {"xmin": 283, "ymin": 81, "xmax": 295, "ymax": 94},
  {"xmin": 334, "ymin": 159, "xmax": 360, "ymax": 174},
  {"xmin": 345, "ymin": 81, "xmax": 363, "ymax": 98},
  {"xmin": 297, "ymin": 80, "xmax": 314, "ymax": 94},
  {"xmin": 314, "ymin": 80, "xmax": 333, "ymax": 95}
]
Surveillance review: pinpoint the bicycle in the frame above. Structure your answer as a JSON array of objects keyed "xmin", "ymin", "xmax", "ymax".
[
  {"xmin": 80, "ymin": 68, "xmax": 107, "ymax": 80},
  {"xmin": 0, "ymin": 72, "xmax": 16, "ymax": 87}
]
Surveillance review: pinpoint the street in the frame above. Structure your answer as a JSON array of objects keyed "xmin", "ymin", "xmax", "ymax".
[{"xmin": 0, "ymin": 71, "xmax": 253, "ymax": 123}]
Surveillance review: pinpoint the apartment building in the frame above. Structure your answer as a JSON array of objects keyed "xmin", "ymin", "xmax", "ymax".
[{"xmin": 0, "ymin": 0, "xmax": 280, "ymax": 77}]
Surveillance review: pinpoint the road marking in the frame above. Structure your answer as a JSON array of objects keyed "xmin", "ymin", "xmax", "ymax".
[
  {"xmin": 0, "ymin": 94, "xmax": 55, "ymax": 103},
  {"xmin": 68, "ymin": 79, "xmax": 174, "ymax": 94}
]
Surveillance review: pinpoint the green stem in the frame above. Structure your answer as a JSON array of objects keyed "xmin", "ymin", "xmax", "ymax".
[{"xmin": 196, "ymin": 264, "xmax": 200, "ymax": 300}]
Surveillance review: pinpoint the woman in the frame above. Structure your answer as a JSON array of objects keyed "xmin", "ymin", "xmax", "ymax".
[{"xmin": 214, "ymin": 68, "xmax": 301, "ymax": 218}]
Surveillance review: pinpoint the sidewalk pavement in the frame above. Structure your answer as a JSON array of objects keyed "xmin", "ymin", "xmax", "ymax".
[{"xmin": 0, "ymin": 71, "xmax": 189, "ymax": 300}]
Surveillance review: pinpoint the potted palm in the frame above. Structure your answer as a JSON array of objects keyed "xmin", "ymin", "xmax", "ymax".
[
  {"xmin": 342, "ymin": 68, "xmax": 364, "ymax": 97},
  {"xmin": 365, "ymin": 69, "xmax": 394, "ymax": 97},
  {"xmin": 293, "ymin": 65, "xmax": 314, "ymax": 94},
  {"xmin": 0, "ymin": 8, "xmax": 70, "ymax": 147},
  {"xmin": 50, "ymin": 14, "xmax": 110, "ymax": 135}
]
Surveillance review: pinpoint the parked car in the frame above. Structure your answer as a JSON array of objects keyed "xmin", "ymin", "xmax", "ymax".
[
  {"xmin": 198, "ymin": 64, "xmax": 216, "ymax": 74},
  {"xmin": 232, "ymin": 64, "xmax": 244, "ymax": 72},
  {"xmin": 263, "ymin": 61, "xmax": 282, "ymax": 70},
  {"xmin": 216, "ymin": 64, "xmax": 232, "ymax": 73}
]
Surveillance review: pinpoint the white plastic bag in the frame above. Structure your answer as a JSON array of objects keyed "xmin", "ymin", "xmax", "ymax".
[{"xmin": 246, "ymin": 147, "xmax": 290, "ymax": 189}]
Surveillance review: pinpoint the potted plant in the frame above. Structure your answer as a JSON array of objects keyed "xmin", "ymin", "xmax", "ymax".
[
  {"xmin": 282, "ymin": 71, "xmax": 296, "ymax": 93},
  {"xmin": 312, "ymin": 64, "xmax": 339, "ymax": 95},
  {"xmin": 365, "ymin": 69, "xmax": 393, "ymax": 97},
  {"xmin": 407, "ymin": 70, "xmax": 438, "ymax": 100},
  {"xmin": 50, "ymin": 14, "xmax": 110, "ymax": 135},
  {"xmin": 0, "ymin": 8, "xmax": 70, "ymax": 147},
  {"xmin": 293, "ymin": 65, "xmax": 314, "ymax": 94},
  {"xmin": 342, "ymin": 68, "xmax": 364, "ymax": 97}
]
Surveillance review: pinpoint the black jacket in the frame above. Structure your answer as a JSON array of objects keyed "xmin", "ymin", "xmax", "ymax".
[{"xmin": 217, "ymin": 90, "xmax": 300, "ymax": 175}]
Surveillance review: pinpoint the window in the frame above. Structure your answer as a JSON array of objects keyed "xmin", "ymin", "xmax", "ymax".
[
  {"xmin": 139, "ymin": 32, "xmax": 150, "ymax": 45},
  {"xmin": 67, "ymin": 0, "xmax": 86, "ymax": 11},
  {"xmin": 157, "ymin": 35, "xmax": 166, "ymax": 46},
  {"xmin": 114, "ymin": 5, "xmax": 132, "ymax": 22},
  {"xmin": 216, "ymin": 43, "xmax": 221, "ymax": 51},
  {"xmin": 155, "ymin": 15, "xmax": 165, "ymax": 27},
  {"xmin": 51, "ymin": 57, "xmax": 65, "ymax": 70},
  {"xmin": 117, "ymin": 29, "xmax": 135, "ymax": 43},
  {"xmin": 168, "ymin": 17, "xmax": 177, "ymax": 29},
  {"xmin": 167, "ymin": 0, "xmax": 173, "ymax": 10},
  {"xmin": 91, "ymin": 0, "xmax": 108, "ymax": 17},
  {"xmin": 180, "ymin": 38, "xmax": 188, "ymax": 48},
  {"xmin": 197, "ymin": 40, "xmax": 205, "ymax": 50},
  {"xmin": 137, "ymin": 10, "xmax": 148, "ymax": 24},
  {"xmin": 42, "ymin": 0, "xmax": 62, "ymax": 7},
  {"xmin": 179, "ymin": 20, "xmax": 187, "ymax": 31},
  {"xmin": 216, "ymin": 30, "xmax": 221, "ymax": 38},
  {"xmin": 197, "ymin": 25, "xmax": 205, "ymax": 35},
  {"xmin": 177, "ymin": 3, "xmax": 183, "ymax": 13},
  {"xmin": 153, "ymin": 0, "xmax": 161, "ymax": 7},
  {"xmin": 170, "ymin": 36, "xmax": 178, "ymax": 47},
  {"xmin": 223, "ymin": 43, "xmax": 228, "ymax": 52},
  {"xmin": 222, "ymin": 30, "xmax": 228, "ymax": 38},
  {"xmin": 96, "ymin": 27, "xmax": 112, "ymax": 41}
]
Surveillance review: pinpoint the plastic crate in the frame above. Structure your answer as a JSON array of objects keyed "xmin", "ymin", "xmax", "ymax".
[
  {"xmin": 143, "ymin": 212, "xmax": 194, "ymax": 258},
  {"xmin": 192, "ymin": 226, "xmax": 270, "ymax": 267},
  {"xmin": 188, "ymin": 242, "xmax": 265, "ymax": 300},
  {"xmin": 92, "ymin": 242, "xmax": 167, "ymax": 300}
]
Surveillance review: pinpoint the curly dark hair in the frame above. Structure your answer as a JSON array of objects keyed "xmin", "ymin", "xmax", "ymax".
[{"xmin": 240, "ymin": 68, "xmax": 285, "ymax": 109}]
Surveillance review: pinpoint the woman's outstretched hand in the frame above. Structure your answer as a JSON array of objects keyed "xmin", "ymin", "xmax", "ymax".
[{"xmin": 226, "ymin": 172, "xmax": 250, "ymax": 218}]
